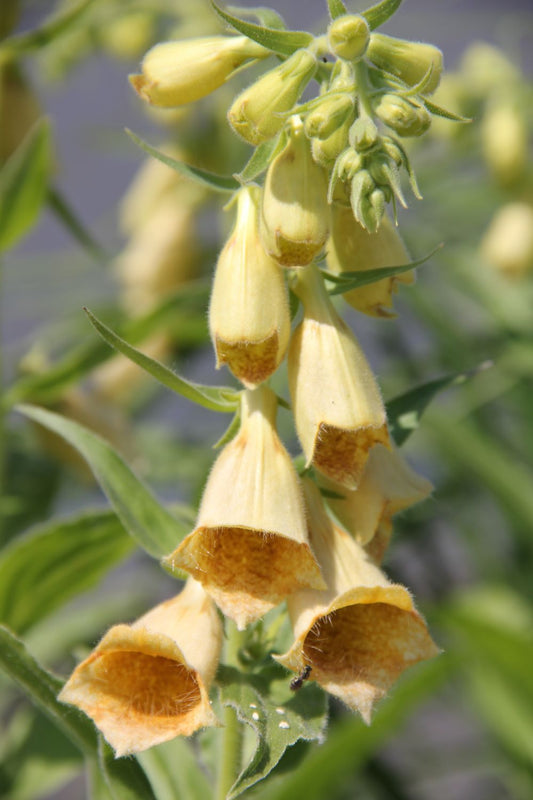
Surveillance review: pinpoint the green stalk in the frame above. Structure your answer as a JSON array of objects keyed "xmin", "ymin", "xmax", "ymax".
[{"xmin": 216, "ymin": 622, "xmax": 246, "ymax": 800}]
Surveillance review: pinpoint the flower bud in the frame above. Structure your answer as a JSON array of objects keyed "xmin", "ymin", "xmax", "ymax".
[
  {"xmin": 327, "ymin": 14, "xmax": 370, "ymax": 61},
  {"xmin": 325, "ymin": 443, "xmax": 433, "ymax": 547},
  {"xmin": 276, "ymin": 480, "xmax": 439, "ymax": 721},
  {"xmin": 288, "ymin": 265, "xmax": 389, "ymax": 489},
  {"xmin": 326, "ymin": 204, "xmax": 414, "ymax": 316},
  {"xmin": 58, "ymin": 579, "xmax": 222, "ymax": 756},
  {"xmin": 228, "ymin": 49, "xmax": 317, "ymax": 145},
  {"xmin": 481, "ymin": 102, "xmax": 528, "ymax": 187},
  {"xmin": 165, "ymin": 386, "xmax": 325, "ymax": 629},
  {"xmin": 480, "ymin": 202, "xmax": 533, "ymax": 279},
  {"xmin": 367, "ymin": 33, "xmax": 443, "ymax": 95},
  {"xmin": 209, "ymin": 186, "xmax": 290, "ymax": 386},
  {"xmin": 304, "ymin": 93, "xmax": 355, "ymax": 140},
  {"xmin": 260, "ymin": 117, "xmax": 329, "ymax": 266},
  {"xmin": 374, "ymin": 93, "xmax": 431, "ymax": 137},
  {"xmin": 349, "ymin": 116, "xmax": 379, "ymax": 151},
  {"xmin": 349, "ymin": 169, "xmax": 384, "ymax": 233},
  {"xmin": 130, "ymin": 36, "xmax": 269, "ymax": 107}
]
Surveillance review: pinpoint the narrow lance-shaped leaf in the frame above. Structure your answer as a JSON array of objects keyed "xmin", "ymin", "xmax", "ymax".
[
  {"xmin": 424, "ymin": 98, "xmax": 471, "ymax": 123},
  {"xmin": 126, "ymin": 129, "xmax": 240, "ymax": 193},
  {"xmin": 84, "ymin": 307, "xmax": 240, "ymax": 413},
  {"xmin": 322, "ymin": 243, "xmax": 442, "ymax": 296},
  {"xmin": 47, "ymin": 186, "xmax": 106, "ymax": 261},
  {"xmin": 227, "ymin": 6, "xmax": 287, "ymax": 29},
  {"xmin": 327, "ymin": 0, "xmax": 348, "ymax": 19},
  {"xmin": 211, "ymin": 1, "xmax": 313, "ymax": 56},
  {"xmin": 0, "ymin": 118, "xmax": 51, "ymax": 252},
  {"xmin": 236, "ymin": 137, "xmax": 281, "ymax": 184},
  {"xmin": 15, "ymin": 404, "xmax": 187, "ymax": 558},
  {"xmin": 0, "ymin": 0, "xmax": 94, "ymax": 56},
  {"xmin": 217, "ymin": 664, "xmax": 327, "ymax": 799},
  {"xmin": 0, "ymin": 509, "xmax": 134, "ymax": 633},
  {"xmin": 386, "ymin": 365, "xmax": 489, "ymax": 446},
  {"xmin": 2, "ymin": 280, "xmax": 210, "ymax": 409},
  {"xmin": 362, "ymin": 0, "xmax": 403, "ymax": 30}
]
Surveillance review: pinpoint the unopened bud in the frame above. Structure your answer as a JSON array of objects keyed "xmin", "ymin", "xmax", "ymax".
[
  {"xmin": 367, "ymin": 33, "xmax": 443, "ymax": 95},
  {"xmin": 374, "ymin": 93, "xmax": 431, "ymax": 137},
  {"xmin": 209, "ymin": 186, "xmax": 291, "ymax": 386},
  {"xmin": 260, "ymin": 118, "xmax": 329, "ymax": 266},
  {"xmin": 327, "ymin": 14, "xmax": 370, "ymax": 61},
  {"xmin": 349, "ymin": 169, "xmax": 384, "ymax": 233},
  {"xmin": 130, "ymin": 36, "xmax": 269, "ymax": 107},
  {"xmin": 349, "ymin": 116, "xmax": 379, "ymax": 151},
  {"xmin": 228, "ymin": 49, "xmax": 317, "ymax": 145},
  {"xmin": 304, "ymin": 93, "xmax": 355, "ymax": 140}
]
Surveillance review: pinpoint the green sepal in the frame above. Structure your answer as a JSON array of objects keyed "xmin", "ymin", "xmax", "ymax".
[
  {"xmin": 362, "ymin": 0, "xmax": 403, "ymax": 31},
  {"xmin": 217, "ymin": 662, "xmax": 328, "ymax": 799},
  {"xmin": 389, "ymin": 135, "xmax": 422, "ymax": 199},
  {"xmin": 2, "ymin": 281, "xmax": 209, "ymax": 410},
  {"xmin": 47, "ymin": 186, "xmax": 106, "ymax": 261},
  {"xmin": 211, "ymin": 1, "xmax": 313, "ymax": 56},
  {"xmin": 0, "ymin": 0, "xmax": 94, "ymax": 56},
  {"xmin": 227, "ymin": 5, "xmax": 287, "ymax": 29},
  {"xmin": 236, "ymin": 136, "xmax": 282, "ymax": 183},
  {"xmin": 424, "ymin": 98, "xmax": 472, "ymax": 123},
  {"xmin": 213, "ymin": 408, "xmax": 242, "ymax": 449},
  {"xmin": 84, "ymin": 307, "xmax": 240, "ymax": 413},
  {"xmin": 15, "ymin": 404, "xmax": 187, "ymax": 559},
  {"xmin": 0, "ymin": 509, "xmax": 134, "ymax": 634},
  {"xmin": 386, "ymin": 365, "xmax": 489, "ymax": 446},
  {"xmin": 126, "ymin": 129, "xmax": 240, "ymax": 193},
  {"xmin": 0, "ymin": 118, "xmax": 51, "ymax": 252},
  {"xmin": 327, "ymin": 0, "xmax": 348, "ymax": 19}
]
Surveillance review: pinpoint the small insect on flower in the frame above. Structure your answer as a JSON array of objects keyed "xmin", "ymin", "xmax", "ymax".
[{"xmin": 290, "ymin": 664, "xmax": 312, "ymax": 691}]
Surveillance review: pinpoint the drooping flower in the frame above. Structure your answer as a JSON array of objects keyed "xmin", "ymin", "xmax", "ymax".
[
  {"xmin": 165, "ymin": 386, "xmax": 325, "ymax": 629},
  {"xmin": 209, "ymin": 185, "xmax": 290, "ymax": 387},
  {"xmin": 276, "ymin": 480, "xmax": 439, "ymax": 721},
  {"xmin": 288, "ymin": 264, "xmax": 389, "ymax": 488},
  {"xmin": 58, "ymin": 579, "xmax": 222, "ymax": 756}
]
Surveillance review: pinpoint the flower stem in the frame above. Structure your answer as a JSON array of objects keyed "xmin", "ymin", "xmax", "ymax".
[{"xmin": 216, "ymin": 622, "xmax": 246, "ymax": 800}]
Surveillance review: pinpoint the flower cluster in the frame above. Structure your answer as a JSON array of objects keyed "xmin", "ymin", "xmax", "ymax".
[{"xmin": 59, "ymin": 2, "xmax": 444, "ymax": 758}]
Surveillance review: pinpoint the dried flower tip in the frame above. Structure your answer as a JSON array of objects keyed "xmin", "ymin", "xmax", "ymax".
[
  {"xmin": 326, "ymin": 442, "xmax": 433, "ymax": 547},
  {"xmin": 276, "ymin": 481, "xmax": 439, "ymax": 721},
  {"xmin": 130, "ymin": 36, "xmax": 269, "ymax": 107},
  {"xmin": 374, "ymin": 93, "xmax": 431, "ymax": 138},
  {"xmin": 165, "ymin": 386, "xmax": 325, "ymax": 629},
  {"xmin": 327, "ymin": 205, "xmax": 414, "ymax": 317},
  {"xmin": 209, "ymin": 186, "xmax": 290, "ymax": 387},
  {"xmin": 228, "ymin": 49, "xmax": 317, "ymax": 145},
  {"xmin": 366, "ymin": 33, "xmax": 443, "ymax": 95},
  {"xmin": 260, "ymin": 117, "xmax": 329, "ymax": 266},
  {"xmin": 327, "ymin": 15, "xmax": 370, "ymax": 62},
  {"xmin": 480, "ymin": 202, "xmax": 533, "ymax": 279},
  {"xmin": 58, "ymin": 579, "xmax": 222, "ymax": 756},
  {"xmin": 289, "ymin": 265, "xmax": 389, "ymax": 489}
]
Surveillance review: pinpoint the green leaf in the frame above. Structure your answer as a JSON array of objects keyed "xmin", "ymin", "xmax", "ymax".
[
  {"xmin": 84, "ymin": 307, "xmax": 239, "ymax": 413},
  {"xmin": 236, "ymin": 137, "xmax": 281, "ymax": 183},
  {"xmin": 253, "ymin": 657, "xmax": 448, "ymax": 800},
  {"xmin": 322, "ymin": 243, "xmax": 442, "ymax": 296},
  {"xmin": 15, "ymin": 405, "xmax": 186, "ymax": 559},
  {"xmin": 125, "ymin": 130, "xmax": 240, "ymax": 193},
  {"xmin": 362, "ymin": 0, "xmax": 403, "ymax": 30},
  {"xmin": 218, "ymin": 663, "xmax": 327, "ymax": 798},
  {"xmin": 47, "ymin": 186, "xmax": 106, "ymax": 261},
  {"xmin": 0, "ymin": 0, "xmax": 94, "ymax": 56},
  {"xmin": 138, "ymin": 739, "xmax": 212, "ymax": 800},
  {"xmin": 386, "ymin": 367, "xmax": 484, "ymax": 446},
  {"xmin": 227, "ymin": 6, "xmax": 286, "ymax": 29},
  {"xmin": 424, "ymin": 98, "xmax": 471, "ymax": 123},
  {"xmin": 2, "ymin": 281, "xmax": 210, "ymax": 409},
  {"xmin": 0, "ymin": 510, "xmax": 134, "ymax": 634},
  {"xmin": 0, "ymin": 626, "xmax": 97, "ymax": 755},
  {"xmin": 327, "ymin": 0, "xmax": 348, "ymax": 19},
  {"xmin": 211, "ymin": 1, "xmax": 313, "ymax": 56},
  {"xmin": 98, "ymin": 738, "xmax": 157, "ymax": 800},
  {"xmin": 0, "ymin": 118, "xmax": 51, "ymax": 252}
]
